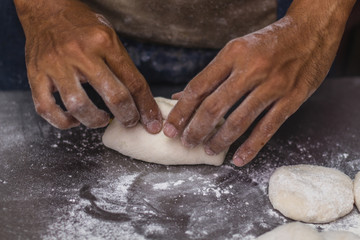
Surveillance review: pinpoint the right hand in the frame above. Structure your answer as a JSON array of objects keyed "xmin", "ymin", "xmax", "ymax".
[{"xmin": 14, "ymin": 0, "xmax": 162, "ymax": 132}]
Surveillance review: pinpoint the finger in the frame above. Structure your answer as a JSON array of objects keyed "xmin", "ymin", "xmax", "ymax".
[
  {"xmin": 30, "ymin": 73, "xmax": 80, "ymax": 129},
  {"xmin": 80, "ymin": 59, "xmax": 141, "ymax": 128},
  {"xmin": 105, "ymin": 41, "xmax": 163, "ymax": 134},
  {"xmin": 232, "ymin": 92, "xmax": 306, "ymax": 167},
  {"xmin": 180, "ymin": 72, "xmax": 260, "ymax": 148},
  {"xmin": 204, "ymin": 81, "xmax": 282, "ymax": 155},
  {"xmin": 52, "ymin": 68, "xmax": 110, "ymax": 128},
  {"xmin": 171, "ymin": 91, "xmax": 183, "ymax": 100},
  {"xmin": 164, "ymin": 54, "xmax": 233, "ymax": 138}
]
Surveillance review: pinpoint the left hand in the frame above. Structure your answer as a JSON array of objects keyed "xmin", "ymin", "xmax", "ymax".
[{"xmin": 163, "ymin": 0, "xmax": 355, "ymax": 166}]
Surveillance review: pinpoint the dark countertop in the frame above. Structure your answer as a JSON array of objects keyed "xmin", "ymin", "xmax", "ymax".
[{"xmin": 1, "ymin": 78, "xmax": 360, "ymax": 240}]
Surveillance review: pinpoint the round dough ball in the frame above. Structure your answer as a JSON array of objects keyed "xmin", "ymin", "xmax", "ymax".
[
  {"xmin": 269, "ymin": 164, "xmax": 354, "ymax": 223},
  {"xmin": 354, "ymin": 172, "xmax": 360, "ymax": 212},
  {"xmin": 320, "ymin": 231, "xmax": 360, "ymax": 240},
  {"xmin": 256, "ymin": 222, "xmax": 322, "ymax": 240}
]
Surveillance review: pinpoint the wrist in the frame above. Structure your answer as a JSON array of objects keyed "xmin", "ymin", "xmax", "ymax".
[
  {"xmin": 285, "ymin": 0, "xmax": 356, "ymax": 53},
  {"xmin": 286, "ymin": 0, "xmax": 356, "ymax": 30}
]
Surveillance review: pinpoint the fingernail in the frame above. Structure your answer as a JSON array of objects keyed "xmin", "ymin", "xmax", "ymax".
[
  {"xmin": 204, "ymin": 146, "xmax": 216, "ymax": 156},
  {"xmin": 233, "ymin": 155, "xmax": 245, "ymax": 167},
  {"xmin": 123, "ymin": 115, "xmax": 139, "ymax": 128},
  {"xmin": 147, "ymin": 120, "xmax": 162, "ymax": 133},
  {"xmin": 163, "ymin": 123, "xmax": 178, "ymax": 138},
  {"xmin": 181, "ymin": 135, "xmax": 196, "ymax": 148},
  {"xmin": 125, "ymin": 120, "xmax": 138, "ymax": 128}
]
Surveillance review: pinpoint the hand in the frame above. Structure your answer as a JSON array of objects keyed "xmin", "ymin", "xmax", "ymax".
[
  {"xmin": 164, "ymin": 0, "xmax": 356, "ymax": 166},
  {"xmin": 14, "ymin": 0, "xmax": 162, "ymax": 132}
]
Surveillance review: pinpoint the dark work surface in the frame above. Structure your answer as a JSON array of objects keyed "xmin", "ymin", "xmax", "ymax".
[{"xmin": 1, "ymin": 77, "xmax": 360, "ymax": 240}]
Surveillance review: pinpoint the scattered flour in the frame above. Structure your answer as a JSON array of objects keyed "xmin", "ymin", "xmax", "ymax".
[
  {"xmin": 153, "ymin": 182, "xmax": 171, "ymax": 190},
  {"xmin": 40, "ymin": 124, "xmax": 360, "ymax": 240}
]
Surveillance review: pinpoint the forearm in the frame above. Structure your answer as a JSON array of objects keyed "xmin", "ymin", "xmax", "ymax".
[
  {"xmin": 287, "ymin": 0, "xmax": 357, "ymax": 34},
  {"xmin": 283, "ymin": 0, "xmax": 357, "ymax": 84}
]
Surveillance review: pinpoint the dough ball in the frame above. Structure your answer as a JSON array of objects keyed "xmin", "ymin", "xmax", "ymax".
[
  {"xmin": 268, "ymin": 164, "xmax": 354, "ymax": 223},
  {"xmin": 256, "ymin": 222, "xmax": 360, "ymax": 240},
  {"xmin": 256, "ymin": 222, "xmax": 322, "ymax": 240},
  {"xmin": 354, "ymin": 172, "xmax": 360, "ymax": 212},
  {"xmin": 102, "ymin": 97, "xmax": 228, "ymax": 166},
  {"xmin": 320, "ymin": 231, "xmax": 360, "ymax": 240}
]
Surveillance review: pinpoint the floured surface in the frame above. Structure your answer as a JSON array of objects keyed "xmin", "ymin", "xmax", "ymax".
[
  {"xmin": 269, "ymin": 165, "xmax": 354, "ymax": 223},
  {"xmin": 1, "ymin": 78, "xmax": 360, "ymax": 240},
  {"xmin": 103, "ymin": 97, "xmax": 227, "ymax": 166}
]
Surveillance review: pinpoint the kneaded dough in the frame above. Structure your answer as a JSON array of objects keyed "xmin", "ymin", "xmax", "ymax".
[
  {"xmin": 256, "ymin": 222, "xmax": 360, "ymax": 240},
  {"xmin": 102, "ymin": 97, "xmax": 228, "ymax": 166},
  {"xmin": 256, "ymin": 222, "xmax": 322, "ymax": 240},
  {"xmin": 354, "ymin": 172, "xmax": 360, "ymax": 212},
  {"xmin": 268, "ymin": 164, "xmax": 354, "ymax": 223},
  {"xmin": 320, "ymin": 231, "xmax": 360, "ymax": 240}
]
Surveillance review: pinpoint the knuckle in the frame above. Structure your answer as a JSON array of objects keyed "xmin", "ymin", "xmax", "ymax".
[
  {"xmin": 127, "ymin": 79, "xmax": 147, "ymax": 94},
  {"xmin": 34, "ymin": 101, "xmax": 51, "ymax": 116},
  {"xmin": 64, "ymin": 95, "xmax": 87, "ymax": 113},
  {"xmin": 106, "ymin": 90, "xmax": 130, "ymax": 106},
  {"xmin": 224, "ymin": 39, "xmax": 246, "ymax": 55},
  {"xmin": 202, "ymin": 98, "xmax": 224, "ymax": 118},
  {"xmin": 217, "ymin": 132, "xmax": 235, "ymax": 147},
  {"xmin": 261, "ymin": 122, "xmax": 275, "ymax": 137},
  {"xmin": 90, "ymin": 25, "xmax": 115, "ymax": 47},
  {"xmin": 226, "ymin": 112, "xmax": 250, "ymax": 133},
  {"xmin": 184, "ymin": 83, "xmax": 205, "ymax": 102}
]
